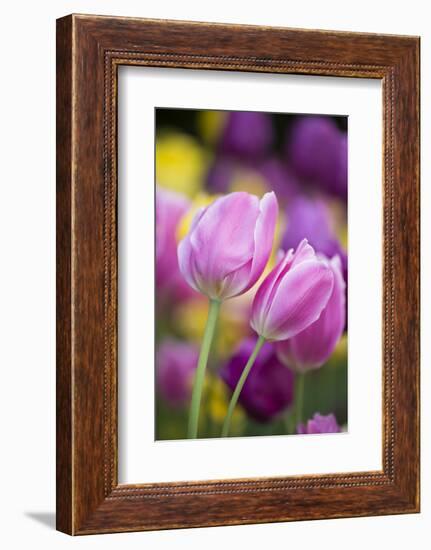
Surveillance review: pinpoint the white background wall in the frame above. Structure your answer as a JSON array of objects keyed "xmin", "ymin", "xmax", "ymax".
[{"xmin": 0, "ymin": 1, "xmax": 428, "ymax": 548}]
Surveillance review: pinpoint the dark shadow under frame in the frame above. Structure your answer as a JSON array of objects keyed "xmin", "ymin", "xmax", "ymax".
[{"xmin": 56, "ymin": 14, "xmax": 420, "ymax": 535}]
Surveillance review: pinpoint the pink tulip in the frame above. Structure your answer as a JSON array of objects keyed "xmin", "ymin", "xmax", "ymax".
[
  {"xmin": 250, "ymin": 239, "xmax": 334, "ymax": 341},
  {"xmin": 156, "ymin": 187, "xmax": 190, "ymax": 294},
  {"xmin": 275, "ymin": 255, "xmax": 345, "ymax": 371},
  {"xmin": 178, "ymin": 191, "xmax": 278, "ymax": 301},
  {"xmin": 297, "ymin": 413, "xmax": 341, "ymax": 434}
]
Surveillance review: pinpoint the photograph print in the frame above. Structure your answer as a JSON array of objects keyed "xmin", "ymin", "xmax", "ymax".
[{"xmin": 155, "ymin": 108, "xmax": 348, "ymax": 441}]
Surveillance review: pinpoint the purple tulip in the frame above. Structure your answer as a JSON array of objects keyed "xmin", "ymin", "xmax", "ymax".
[
  {"xmin": 297, "ymin": 412, "xmax": 341, "ymax": 434},
  {"xmin": 275, "ymin": 255, "xmax": 346, "ymax": 372},
  {"xmin": 282, "ymin": 196, "xmax": 348, "ymax": 329},
  {"xmin": 219, "ymin": 111, "xmax": 273, "ymax": 159},
  {"xmin": 250, "ymin": 239, "xmax": 334, "ymax": 341},
  {"xmin": 156, "ymin": 187, "xmax": 193, "ymax": 300},
  {"xmin": 220, "ymin": 338, "xmax": 294, "ymax": 422},
  {"xmin": 156, "ymin": 340, "xmax": 199, "ymax": 408},
  {"xmin": 206, "ymin": 156, "xmax": 237, "ymax": 193},
  {"xmin": 258, "ymin": 158, "xmax": 300, "ymax": 204},
  {"xmin": 334, "ymin": 134, "xmax": 348, "ymax": 199},
  {"xmin": 178, "ymin": 191, "xmax": 278, "ymax": 301},
  {"xmin": 282, "ymin": 197, "xmax": 346, "ymax": 268},
  {"xmin": 286, "ymin": 116, "xmax": 347, "ymax": 199}
]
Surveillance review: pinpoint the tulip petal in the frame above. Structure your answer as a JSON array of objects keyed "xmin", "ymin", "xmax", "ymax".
[
  {"xmin": 190, "ymin": 192, "xmax": 260, "ymax": 295},
  {"xmin": 290, "ymin": 238, "xmax": 317, "ymax": 268},
  {"xmin": 250, "ymin": 239, "xmax": 315, "ymax": 334},
  {"xmin": 220, "ymin": 192, "xmax": 278, "ymax": 298},
  {"xmin": 263, "ymin": 260, "xmax": 334, "ymax": 341},
  {"xmin": 177, "ymin": 235, "xmax": 201, "ymax": 293},
  {"xmin": 298, "ymin": 413, "xmax": 341, "ymax": 434},
  {"xmin": 286, "ymin": 255, "xmax": 346, "ymax": 369},
  {"xmin": 245, "ymin": 192, "xmax": 278, "ymax": 290},
  {"xmin": 177, "ymin": 206, "xmax": 212, "ymax": 294},
  {"xmin": 275, "ymin": 339, "xmax": 295, "ymax": 368},
  {"xmin": 250, "ymin": 249, "xmax": 293, "ymax": 335},
  {"xmin": 218, "ymin": 259, "xmax": 253, "ymax": 299}
]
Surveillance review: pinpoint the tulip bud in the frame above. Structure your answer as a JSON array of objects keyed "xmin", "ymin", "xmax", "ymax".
[
  {"xmin": 297, "ymin": 412, "xmax": 341, "ymax": 434},
  {"xmin": 250, "ymin": 239, "xmax": 334, "ymax": 341},
  {"xmin": 275, "ymin": 255, "xmax": 345, "ymax": 371},
  {"xmin": 178, "ymin": 191, "xmax": 278, "ymax": 301}
]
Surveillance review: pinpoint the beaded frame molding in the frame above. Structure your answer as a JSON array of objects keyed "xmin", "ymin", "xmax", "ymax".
[{"xmin": 56, "ymin": 14, "xmax": 420, "ymax": 535}]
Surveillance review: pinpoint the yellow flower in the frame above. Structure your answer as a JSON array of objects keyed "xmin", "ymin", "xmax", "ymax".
[
  {"xmin": 332, "ymin": 334, "xmax": 348, "ymax": 363},
  {"xmin": 321, "ymin": 334, "xmax": 348, "ymax": 372},
  {"xmin": 173, "ymin": 299, "xmax": 209, "ymax": 344},
  {"xmin": 338, "ymin": 225, "xmax": 348, "ymax": 250},
  {"xmin": 172, "ymin": 298, "xmax": 249, "ymax": 359},
  {"xmin": 207, "ymin": 377, "xmax": 245, "ymax": 434},
  {"xmin": 197, "ymin": 110, "xmax": 227, "ymax": 145},
  {"xmin": 156, "ymin": 132, "xmax": 209, "ymax": 197},
  {"xmin": 229, "ymin": 169, "xmax": 268, "ymax": 198},
  {"xmin": 268, "ymin": 210, "xmax": 286, "ymax": 268},
  {"xmin": 326, "ymin": 198, "xmax": 348, "ymax": 249}
]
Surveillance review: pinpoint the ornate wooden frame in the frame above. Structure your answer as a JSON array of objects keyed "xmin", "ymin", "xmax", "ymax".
[{"xmin": 56, "ymin": 14, "xmax": 420, "ymax": 534}]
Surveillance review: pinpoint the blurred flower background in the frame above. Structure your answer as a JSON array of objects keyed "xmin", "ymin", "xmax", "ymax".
[{"xmin": 155, "ymin": 108, "xmax": 348, "ymax": 440}]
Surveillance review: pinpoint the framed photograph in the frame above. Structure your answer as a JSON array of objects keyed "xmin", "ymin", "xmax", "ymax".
[{"xmin": 56, "ymin": 14, "xmax": 420, "ymax": 534}]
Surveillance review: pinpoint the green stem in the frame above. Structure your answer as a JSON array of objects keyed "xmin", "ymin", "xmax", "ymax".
[
  {"xmin": 222, "ymin": 335, "xmax": 266, "ymax": 437},
  {"xmin": 294, "ymin": 372, "xmax": 306, "ymax": 430},
  {"xmin": 285, "ymin": 410, "xmax": 296, "ymax": 436},
  {"xmin": 188, "ymin": 299, "xmax": 221, "ymax": 439}
]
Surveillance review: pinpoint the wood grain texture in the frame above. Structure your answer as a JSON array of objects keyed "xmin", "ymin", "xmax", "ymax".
[
  {"xmin": 56, "ymin": 16, "xmax": 73, "ymax": 535},
  {"xmin": 56, "ymin": 14, "xmax": 420, "ymax": 535}
]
